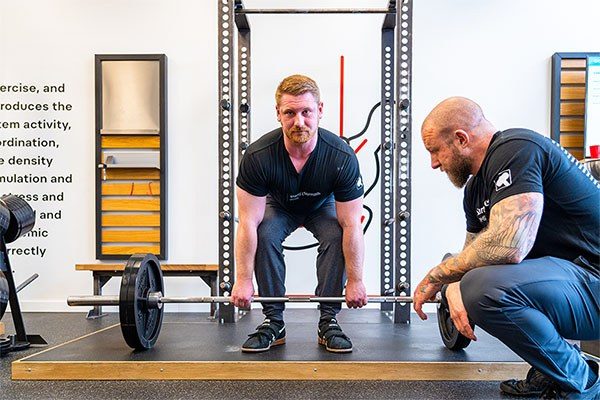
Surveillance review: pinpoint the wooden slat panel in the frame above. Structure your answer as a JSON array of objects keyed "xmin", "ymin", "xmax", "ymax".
[
  {"xmin": 101, "ymin": 136, "xmax": 160, "ymax": 149},
  {"xmin": 559, "ymin": 134, "xmax": 584, "ymax": 148},
  {"xmin": 560, "ymin": 102, "xmax": 585, "ymax": 116},
  {"xmin": 102, "ymin": 229, "xmax": 160, "ymax": 242},
  {"xmin": 561, "ymin": 59, "xmax": 586, "ymax": 69},
  {"xmin": 76, "ymin": 264, "xmax": 218, "ymax": 271},
  {"xmin": 569, "ymin": 149, "xmax": 584, "ymax": 160},
  {"xmin": 105, "ymin": 169, "xmax": 160, "ymax": 180},
  {"xmin": 102, "ymin": 199, "xmax": 160, "ymax": 211},
  {"xmin": 102, "ymin": 214, "xmax": 160, "ymax": 227},
  {"xmin": 561, "ymin": 71, "xmax": 586, "ymax": 84},
  {"xmin": 560, "ymin": 86, "xmax": 586, "ymax": 100},
  {"xmin": 102, "ymin": 245, "xmax": 161, "ymax": 255},
  {"xmin": 102, "ymin": 182, "xmax": 160, "ymax": 196},
  {"xmin": 560, "ymin": 118, "xmax": 584, "ymax": 132}
]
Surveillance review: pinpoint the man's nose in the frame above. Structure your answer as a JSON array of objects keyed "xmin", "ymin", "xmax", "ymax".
[
  {"xmin": 431, "ymin": 155, "xmax": 441, "ymax": 169},
  {"xmin": 293, "ymin": 114, "xmax": 304, "ymax": 127}
]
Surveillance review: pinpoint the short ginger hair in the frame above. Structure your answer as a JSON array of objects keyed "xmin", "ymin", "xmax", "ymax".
[{"xmin": 275, "ymin": 74, "xmax": 320, "ymax": 105}]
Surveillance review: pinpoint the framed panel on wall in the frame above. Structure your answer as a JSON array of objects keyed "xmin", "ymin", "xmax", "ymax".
[
  {"xmin": 95, "ymin": 54, "xmax": 168, "ymax": 260},
  {"xmin": 551, "ymin": 52, "xmax": 600, "ymax": 160}
]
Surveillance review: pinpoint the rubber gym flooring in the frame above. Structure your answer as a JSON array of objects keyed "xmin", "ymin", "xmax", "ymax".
[{"xmin": 1, "ymin": 310, "xmax": 537, "ymax": 399}]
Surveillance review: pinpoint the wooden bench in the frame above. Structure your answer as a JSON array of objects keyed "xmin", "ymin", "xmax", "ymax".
[{"xmin": 76, "ymin": 263, "xmax": 219, "ymax": 319}]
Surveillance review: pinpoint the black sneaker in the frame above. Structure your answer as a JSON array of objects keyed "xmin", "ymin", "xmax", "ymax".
[
  {"xmin": 540, "ymin": 361, "xmax": 600, "ymax": 399},
  {"xmin": 241, "ymin": 319, "xmax": 285, "ymax": 353},
  {"xmin": 318, "ymin": 318, "xmax": 352, "ymax": 353},
  {"xmin": 500, "ymin": 366, "xmax": 553, "ymax": 396}
]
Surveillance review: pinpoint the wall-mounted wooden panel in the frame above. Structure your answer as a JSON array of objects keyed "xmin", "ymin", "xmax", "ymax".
[
  {"xmin": 561, "ymin": 59, "xmax": 586, "ymax": 69},
  {"xmin": 559, "ymin": 118, "xmax": 585, "ymax": 132},
  {"xmin": 552, "ymin": 53, "xmax": 600, "ymax": 160},
  {"xmin": 102, "ymin": 214, "xmax": 160, "ymax": 227},
  {"xmin": 101, "ymin": 136, "xmax": 160, "ymax": 149},
  {"xmin": 560, "ymin": 86, "xmax": 586, "ymax": 100},
  {"xmin": 559, "ymin": 134, "xmax": 584, "ymax": 148},
  {"xmin": 104, "ymin": 169, "xmax": 161, "ymax": 180},
  {"xmin": 102, "ymin": 245, "xmax": 161, "ymax": 255},
  {"xmin": 560, "ymin": 70, "xmax": 585, "ymax": 84},
  {"xmin": 102, "ymin": 199, "xmax": 160, "ymax": 211},
  {"xmin": 102, "ymin": 229, "xmax": 161, "ymax": 242},
  {"xmin": 96, "ymin": 54, "xmax": 167, "ymax": 259},
  {"xmin": 102, "ymin": 182, "xmax": 161, "ymax": 196},
  {"xmin": 560, "ymin": 102, "xmax": 585, "ymax": 116}
]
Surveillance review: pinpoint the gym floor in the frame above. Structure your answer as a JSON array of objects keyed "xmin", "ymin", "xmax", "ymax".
[{"xmin": 0, "ymin": 311, "xmax": 536, "ymax": 400}]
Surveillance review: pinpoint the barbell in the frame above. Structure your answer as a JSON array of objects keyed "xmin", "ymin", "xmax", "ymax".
[{"xmin": 67, "ymin": 253, "xmax": 474, "ymax": 351}]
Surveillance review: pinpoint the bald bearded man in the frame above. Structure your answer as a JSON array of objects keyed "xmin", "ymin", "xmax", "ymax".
[{"xmin": 413, "ymin": 97, "xmax": 599, "ymax": 399}]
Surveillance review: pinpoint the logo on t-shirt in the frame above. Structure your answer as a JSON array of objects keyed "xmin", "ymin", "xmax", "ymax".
[
  {"xmin": 495, "ymin": 169, "xmax": 512, "ymax": 191},
  {"xmin": 356, "ymin": 176, "xmax": 363, "ymax": 189}
]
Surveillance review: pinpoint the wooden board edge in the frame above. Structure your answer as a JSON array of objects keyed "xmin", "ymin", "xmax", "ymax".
[{"xmin": 12, "ymin": 360, "xmax": 529, "ymax": 381}]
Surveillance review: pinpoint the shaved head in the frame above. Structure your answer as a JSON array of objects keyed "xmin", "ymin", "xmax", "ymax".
[
  {"xmin": 422, "ymin": 97, "xmax": 486, "ymax": 141},
  {"xmin": 420, "ymin": 97, "xmax": 496, "ymax": 188}
]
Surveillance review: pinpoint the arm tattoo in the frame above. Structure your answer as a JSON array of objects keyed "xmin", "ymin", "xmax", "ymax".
[
  {"xmin": 463, "ymin": 232, "xmax": 478, "ymax": 250},
  {"xmin": 427, "ymin": 193, "xmax": 543, "ymax": 284}
]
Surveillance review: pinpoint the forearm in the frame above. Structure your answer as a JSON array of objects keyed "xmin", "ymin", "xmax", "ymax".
[
  {"xmin": 342, "ymin": 224, "xmax": 365, "ymax": 282},
  {"xmin": 234, "ymin": 222, "xmax": 258, "ymax": 282},
  {"xmin": 427, "ymin": 193, "xmax": 543, "ymax": 284}
]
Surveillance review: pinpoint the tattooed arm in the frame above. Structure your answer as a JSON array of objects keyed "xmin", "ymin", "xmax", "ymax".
[
  {"xmin": 413, "ymin": 192, "xmax": 543, "ymax": 320},
  {"xmin": 462, "ymin": 231, "xmax": 478, "ymax": 250},
  {"xmin": 427, "ymin": 192, "xmax": 544, "ymax": 285}
]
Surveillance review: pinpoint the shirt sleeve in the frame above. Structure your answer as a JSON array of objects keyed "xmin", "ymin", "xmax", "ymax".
[
  {"xmin": 485, "ymin": 139, "xmax": 545, "ymax": 209},
  {"xmin": 333, "ymin": 152, "xmax": 365, "ymax": 202},
  {"xmin": 463, "ymin": 184, "xmax": 483, "ymax": 233},
  {"xmin": 236, "ymin": 151, "xmax": 269, "ymax": 197}
]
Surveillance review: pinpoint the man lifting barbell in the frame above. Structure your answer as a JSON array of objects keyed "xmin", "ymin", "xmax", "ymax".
[
  {"xmin": 231, "ymin": 74, "xmax": 368, "ymax": 353},
  {"xmin": 414, "ymin": 97, "xmax": 599, "ymax": 398}
]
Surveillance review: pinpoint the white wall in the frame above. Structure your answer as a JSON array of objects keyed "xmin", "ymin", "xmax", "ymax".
[{"xmin": 0, "ymin": 0, "xmax": 597, "ymax": 314}]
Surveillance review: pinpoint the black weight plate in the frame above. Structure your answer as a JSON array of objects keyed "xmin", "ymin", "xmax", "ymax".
[
  {"xmin": 0, "ymin": 195, "xmax": 36, "ymax": 243},
  {"xmin": 437, "ymin": 285, "xmax": 473, "ymax": 350},
  {"xmin": 0, "ymin": 204, "xmax": 9, "ymax": 237},
  {"xmin": 120, "ymin": 253, "xmax": 164, "ymax": 350},
  {"xmin": 0, "ymin": 270, "xmax": 8, "ymax": 321},
  {"xmin": 0, "ymin": 336, "xmax": 10, "ymax": 357}
]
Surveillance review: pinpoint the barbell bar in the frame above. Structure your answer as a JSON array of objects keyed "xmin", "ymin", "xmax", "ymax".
[
  {"xmin": 66, "ymin": 253, "xmax": 473, "ymax": 352},
  {"xmin": 68, "ymin": 294, "xmax": 437, "ymax": 307}
]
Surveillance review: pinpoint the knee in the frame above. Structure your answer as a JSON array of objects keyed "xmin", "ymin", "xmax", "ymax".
[
  {"xmin": 256, "ymin": 220, "xmax": 286, "ymax": 249},
  {"xmin": 460, "ymin": 267, "xmax": 506, "ymax": 325},
  {"xmin": 315, "ymin": 219, "xmax": 343, "ymax": 248}
]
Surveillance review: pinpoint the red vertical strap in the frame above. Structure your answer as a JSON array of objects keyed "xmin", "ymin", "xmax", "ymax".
[{"xmin": 339, "ymin": 55, "xmax": 345, "ymax": 137}]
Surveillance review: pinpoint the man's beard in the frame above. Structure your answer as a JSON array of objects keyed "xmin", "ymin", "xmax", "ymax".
[
  {"xmin": 446, "ymin": 150, "xmax": 472, "ymax": 188},
  {"xmin": 285, "ymin": 128, "xmax": 314, "ymax": 144}
]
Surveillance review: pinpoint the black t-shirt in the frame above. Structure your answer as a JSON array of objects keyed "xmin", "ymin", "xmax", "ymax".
[
  {"xmin": 464, "ymin": 128, "xmax": 600, "ymax": 268},
  {"xmin": 236, "ymin": 127, "xmax": 364, "ymax": 215}
]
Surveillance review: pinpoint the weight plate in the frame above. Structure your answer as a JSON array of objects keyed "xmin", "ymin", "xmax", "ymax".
[
  {"xmin": 0, "ymin": 270, "xmax": 8, "ymax": 321},
  {"xmin": 0, "ymin": 204, "xmax": 9, "ymax": 237},
  {"xmin": 0, "ymin": 336, "xmax": 10, "ymax": 357},
  {"xmin": 0, "ymin": 195, "xmax": 36, "ymax": 243},
  {"xmin": 120, "ymin": 253, "xmax": 164, "ymax": 350},
  {"xmin": 437, "ymin": 284, "xmax": 473, "ymax": 350}
]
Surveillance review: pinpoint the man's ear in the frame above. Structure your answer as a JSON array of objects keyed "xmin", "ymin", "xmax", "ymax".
[
  {"xmin": 276, "ymin": 105, "xmax": 281, "ymax": 122},
  {"xmin": 454, "ymin": 129, "xmax": 469, "ymax": 147}
]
